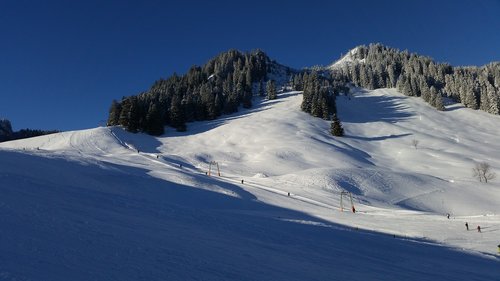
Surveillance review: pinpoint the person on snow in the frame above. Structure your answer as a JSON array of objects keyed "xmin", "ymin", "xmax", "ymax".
[
  {"xmin": 477, "ymin": 225, "xmax": 481, "ymax": 233},
  {"xmin": 465, "ymin": 222, "xmax": 469, "ymax": 231}
]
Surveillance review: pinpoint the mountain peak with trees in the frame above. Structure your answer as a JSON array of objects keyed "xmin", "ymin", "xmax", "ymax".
[
  {"xmin": 329, "ymin": 43, "xmax": 500, "ymax": 114},
  {"xmin": 106, "ymin": 44, "xmax": 500, "ymax": 136},
  {"xmin": 107, "ymin": 49, "xmax": 294, "ymax": 135}
]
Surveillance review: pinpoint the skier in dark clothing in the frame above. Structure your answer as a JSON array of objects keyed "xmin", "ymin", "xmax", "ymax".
[
  {"xmin": 477, "ymin": 225, "xmax": 481, "ymax": 233},
  {"xmin": 465, "ymin": 222, "xmax": 469, "ymax": 231}
]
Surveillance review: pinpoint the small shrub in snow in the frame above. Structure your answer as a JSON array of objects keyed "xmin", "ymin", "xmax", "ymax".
[{"xmin": 472, "ymin": 162, "xmax": 496, "ymax": 183}]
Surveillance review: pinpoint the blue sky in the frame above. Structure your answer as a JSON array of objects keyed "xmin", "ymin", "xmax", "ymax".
[{"xmin": 1, "ymin": 0, "xmax": 499, "ymax": 131}]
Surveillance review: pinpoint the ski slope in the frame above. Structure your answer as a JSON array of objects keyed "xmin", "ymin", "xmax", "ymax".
[{"xmin": 1, "ymin": 88, "xmax": 499, "ymax": 280}]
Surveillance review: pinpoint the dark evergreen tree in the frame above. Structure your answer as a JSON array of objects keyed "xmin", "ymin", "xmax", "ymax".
[
  {"xmin": 242, "ymin": 89, "xmax": 253, "ymax": 108},
  {"xmin": 107, "ymin": 100, "xmax": 121, "ymax": 126},
  {"xmin": 321, "ymin": 97, "xmax": 330, "ymax": 120},
  {"xmin": 118, "ymin": 98, "xmax": 132, "ymax": 129},
  {"xmin": 330, "ymin": 114, "xmax": 344, "ymax": 137},
  {"xmin": 258, "ymin": 79, "xmax": 265, "ymax": 97},
  {"xmin": 127, "ymin": 96, "xmax": 140, "ymax": 133},
  {"xmin": 145, "ymin": 103, "xmax": 164, "ymax": 135},
  {"xmin": 170, "ymin": 95, "xmax": 186, "ymax": 132},
  {"xmin": 266, "ymin": 80, "xmax": 277, "ymax": 100}
]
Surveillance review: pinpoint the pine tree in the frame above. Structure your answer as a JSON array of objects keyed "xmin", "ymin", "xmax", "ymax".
[
  {"xmin": 266, "ymin": 80, "xmax": 277, "ymax": 100},
  {"xmin": 118, "ymin": 98, "xmax": 131, "ymax": 128},
  {"xmin": 258, "ymin": 79, "xmax": 265, "ymax": 97},
  {"xmin": 242, "ymin": 89, "xmax": 252, "ymax": 108},
  {"xmin": 330, "ymin": 114, "xmax": 344, "ymax": 136},
  {"xmin": 170, "ymin": 95, "xmax": 186, "ymax": 132},
  {"xmin": 321, "ymin": 97, "xmax": 330, "ymax": 120},
  {"xmin": 432, "ymin": 87, "xmax": 445, "ymax": 111},
  {"xmin": 145, "ymin": 103, "xmax": 164, "ymax": 135},
  {"xmin": 245, "ymin": 68, "xmax": 253, "ymax": 90},
  {"xmin": 107, "ymin": 100, "xmax": 121, "ymax": 126},
  {"xmin": 487, "ymin": 84, "xmax": 500, "ymax": 114},
  {"xmin": 127, "ymin": 97, "xmax": 140, "ymax": 133}
]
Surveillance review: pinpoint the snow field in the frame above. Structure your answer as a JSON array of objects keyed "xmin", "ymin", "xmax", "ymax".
[{"xmin": 1, "ymin": 87, "xmax": 499, "ymax": 280}]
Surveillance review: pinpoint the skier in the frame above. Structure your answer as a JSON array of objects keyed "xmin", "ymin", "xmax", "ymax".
[
  {"xmin": 477, "ymin": 225, "xmax": 481, "ymax": 233},
  {"xmin": 241, "ymin": 179, "xmax": 244, "ymax": 184},
  {"xmin": 287, "ymin": 192, "xmax": 290, "ymax": 196},
  {"xmin": 465, "ymin": 222, "xmax": 469, "ymax": 231},
  {"xmin": 446, "ymin": 213, "xmax": 450, "ymax": 219}
]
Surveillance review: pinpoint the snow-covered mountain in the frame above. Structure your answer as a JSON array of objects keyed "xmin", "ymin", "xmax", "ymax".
[
  {"xmin": 327, "ymin": 46, "xmax": 365, "ymax": 70},
  {"xmin": 1, "ymin": 87, "xmax": 499, "ymax": 280}
]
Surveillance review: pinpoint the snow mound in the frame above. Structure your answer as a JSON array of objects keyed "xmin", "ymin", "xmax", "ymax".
[{"xmin": 252, "ymin": 172, "xmax": 268, "ymax": 178}]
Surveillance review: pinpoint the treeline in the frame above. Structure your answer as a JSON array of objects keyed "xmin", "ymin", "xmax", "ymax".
[
  {"xmin": 337, "ymin": 43, "xmax": 500, "ymax": 114},
  {"xmin": 0, "ymin": 119, "xmax": 58, "ymax": 142},
  {"xmin": 107, "ymin": 50, "xmax": 291, "ymax": 135}
]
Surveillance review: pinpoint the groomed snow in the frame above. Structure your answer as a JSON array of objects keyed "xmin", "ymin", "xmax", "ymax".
[{"xmin": 1, "ymin": 88, "xmax": 499, "ymax": 280}]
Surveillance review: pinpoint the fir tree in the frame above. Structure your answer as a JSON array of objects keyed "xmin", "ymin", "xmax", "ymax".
[
  {"xmin": 258, "ymin": 79, "xmax": 265, "ymax": 97},
  {"xmin": 107, "ymin": 100, "xmax": 121, "ymax": 126},
  {"xmin": 118, "ymin": 98, "xmax": 131, "ymax": 129},
  {"xmin": 266, "ymin": 80, "xmax": 277, "ymax": 100},
  {"xmin": 330, "ymin": 114, "xmax": 344, "ymax": 136},
  {"xmin": 145, "ymin": 103, "xmax": 164, "ymax": 135},
  {"xmin": 242, "ymin": 89, "xmax": 252, "ymax": 108},
  {"xmin": 170, "ymin": 95, "xmax": 186, "ymax": 132},
  {"xmin": 127, "ymin": 97, "xmax": 140, "ymax": 133}
]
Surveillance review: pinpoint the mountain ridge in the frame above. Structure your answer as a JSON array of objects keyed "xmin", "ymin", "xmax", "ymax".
[{"xmin": 105, "ymin": 44, "xmax": 500, "ymax": 137}]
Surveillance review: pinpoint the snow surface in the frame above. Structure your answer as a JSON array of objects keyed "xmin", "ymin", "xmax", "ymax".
[
  {"xmin": 1, "ymin": 88, "xmax": 499, "ymax": 280},
  {"xmin": 328, "ymin": 46, "xmax": 364, "ymax": 70}
]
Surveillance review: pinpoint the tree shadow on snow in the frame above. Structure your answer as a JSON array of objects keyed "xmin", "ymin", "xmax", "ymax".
[
  {"xmin": 110, "ymin": 127, "xmax": 164, "ymax": 154},
  {"xmin": 345, "ymin": 133, "xmax": 412, "ymax": 142},
  {"xmin": 340, "ymin": 93, "xmax": 413, "ymax": 124}
]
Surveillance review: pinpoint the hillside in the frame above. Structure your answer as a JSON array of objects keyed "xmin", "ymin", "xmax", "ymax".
[{"xmin": 1, "ymin": 87, "xmax": 499, "ymax": 280}]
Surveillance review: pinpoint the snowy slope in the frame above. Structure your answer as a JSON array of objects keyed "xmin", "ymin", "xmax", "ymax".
[
  {"xmin": 1, "ymin": 88, "xmax": 500, "ymax": 280},
  {"xmin": 328, "ymin": 46, "xmax": 364, "ymax": 70}
]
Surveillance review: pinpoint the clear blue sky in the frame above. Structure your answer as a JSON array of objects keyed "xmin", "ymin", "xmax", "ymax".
[{"xmin": 1, "ymin": 0, "xmax": 499, "ymax": 131}]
